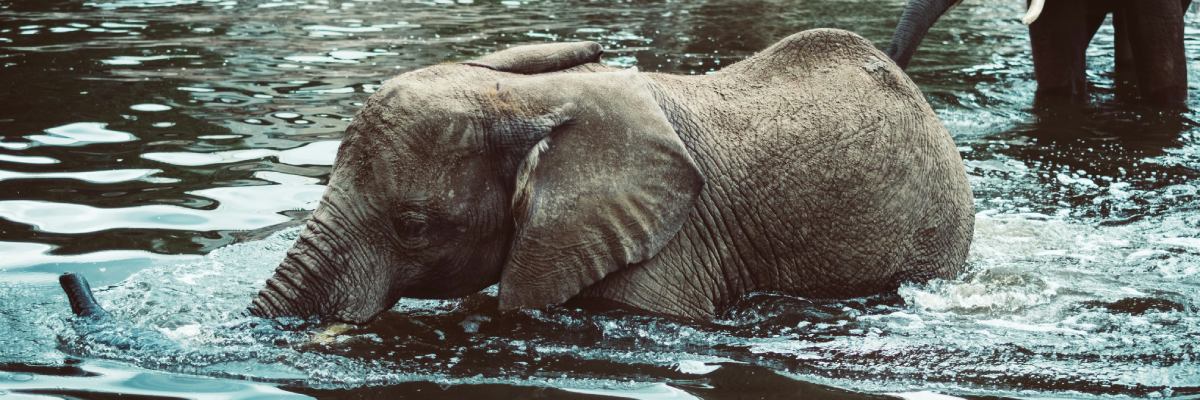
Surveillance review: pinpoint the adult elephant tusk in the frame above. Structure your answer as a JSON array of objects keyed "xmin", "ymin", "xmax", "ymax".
[{"xmin": 1023, "ymin": 0, "xmax": 1046, "ymax": 25}]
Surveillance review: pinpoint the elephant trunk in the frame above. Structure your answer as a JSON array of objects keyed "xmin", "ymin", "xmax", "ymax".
[
  {"xmin": 885, "ymin": 0, "xmax": 961, "ymax": 69},
  {"xmin": 247, "ymin": 204, "xmax": 394, "ymax": 324}
]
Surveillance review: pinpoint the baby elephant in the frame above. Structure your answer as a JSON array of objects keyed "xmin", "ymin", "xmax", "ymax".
[{"xmin": 248, "ymin": 29, "xmax": 974, "ymax": 323}]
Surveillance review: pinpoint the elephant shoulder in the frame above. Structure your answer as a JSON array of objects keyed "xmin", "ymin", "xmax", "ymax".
[
  {"xmin": 725, "ymin": 28, "xmax": 922, "ymax": 101},
  {"xmin": 730, "ymin": 28, "xmax": 887, "ymax": 70},
  {"xmin": 769, "ymin": 28, "xmax": 881, "ymax": 61}
]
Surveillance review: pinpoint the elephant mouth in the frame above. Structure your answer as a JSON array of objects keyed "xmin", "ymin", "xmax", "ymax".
[
  {"xmin": 247, "ymin": 293, "xmax": 384, "ymax": 327},
  {"xmin": 331, "ymin": 308, "xmax": 385, "ymax": 326}
]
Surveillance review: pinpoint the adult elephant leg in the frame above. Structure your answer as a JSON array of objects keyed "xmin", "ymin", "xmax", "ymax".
[
  {"xmin": 1028, "ymin": 0, "xmax": 1103, "ymax": 105},
  {"xmin": 1121, "ymin": 0, "xmax": 1188, "ymax": 106},
  {"xmin": 1114, "ymin": 11, "xmax": 1136, "ymax": 78}
]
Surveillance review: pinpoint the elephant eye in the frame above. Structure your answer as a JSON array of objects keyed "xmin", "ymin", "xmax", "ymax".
[{"xmin": 396, "ymin": 211, "xmax": 429, "ymax": 239}]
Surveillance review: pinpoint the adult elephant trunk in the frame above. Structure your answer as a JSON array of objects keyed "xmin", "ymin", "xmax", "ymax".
[{"xmin": 885, "ymin": 0, "xmax": 961, "ymax": 69}]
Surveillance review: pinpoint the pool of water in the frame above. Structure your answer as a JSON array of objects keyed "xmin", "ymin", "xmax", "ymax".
[{"xmin": 2, "ymin": 0, "xmax": 1199, "ymax": 398}]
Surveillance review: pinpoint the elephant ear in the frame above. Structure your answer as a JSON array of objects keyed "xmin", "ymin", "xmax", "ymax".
[
  {"xmin": 495, "ymin": 71, "xmax": 704, "ymax": 310},
  {"xmin": 463, "ymin": 42, "xmax": 602, "ymax": 74}
]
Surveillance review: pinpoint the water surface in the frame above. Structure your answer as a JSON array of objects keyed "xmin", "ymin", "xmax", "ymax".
[{"xmin": 2, "ymin": 0, "xmax": 1199, "ymax": 398}]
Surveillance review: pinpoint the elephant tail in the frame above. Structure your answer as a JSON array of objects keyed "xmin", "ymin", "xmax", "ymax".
[{"xmin": 60, "ymin": 273, "xmax": 110, "ymax": 318}]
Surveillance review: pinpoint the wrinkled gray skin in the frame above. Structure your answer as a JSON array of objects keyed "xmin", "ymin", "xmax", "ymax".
[{"xmin": 248, "ymin": 28, "xmax": 974, "ymax": 323}]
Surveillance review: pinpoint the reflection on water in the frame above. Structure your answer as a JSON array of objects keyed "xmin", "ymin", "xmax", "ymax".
[
  {"xmin": 1, "ymin": 0, "xmax": 1199, "ymax": 398},
  {"xmin": 0, "ymin": 360, "xmax": 305, "ymax": 399}
]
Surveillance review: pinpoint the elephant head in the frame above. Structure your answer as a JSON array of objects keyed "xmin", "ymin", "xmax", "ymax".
[{"xmin": 247, "ymin": 42, "xmax": 703, "ymax": 324}]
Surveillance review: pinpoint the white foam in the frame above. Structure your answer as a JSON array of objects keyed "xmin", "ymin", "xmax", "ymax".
[
  {"xmin": 564, "ymin": 383, "xmax": 700, "ymax": 400},
  {"xmin": 158, "ymin": 323, "xmax": 202, "ymax": 340},
  {"xmin": 886, "ymin": 391, "xmax": 968, "ymax": 400},
  {"xmin": 899, "ymin": 276, "xmax": 1058, "ymax": 313},
  {"xmin": 1159, "ymin": 237, "xmax": 1200, "ymax": 250},
  {"xmin": 977, "ymin": 319, "xmax": 1088, "ymax": 336},
  {"xmin": 674, "ymin": 360, "xmax": 720, "ymax": 375}
]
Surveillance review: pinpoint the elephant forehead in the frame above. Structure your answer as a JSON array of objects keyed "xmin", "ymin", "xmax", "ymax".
[
  {"xmin": 374, "ymin": 64, "xmax": 493, "ymax": 108},
  {"xmin": 333, "ymin": 130, "xmax": 487, "ymax": 192},
  {"xmin": 348, "ymin": 92, "xmax": 487, "ymax": 155},
  {"xmin": 368, "ymin": 85, "xmax": 475, "ymax": 125}
]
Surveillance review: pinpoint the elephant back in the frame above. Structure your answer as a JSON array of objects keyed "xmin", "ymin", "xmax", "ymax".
[
  {"xmin": 722, "ymin": 28, "xmax": 923, "ymax": 104},
  {"xmin": 644, "ymin": 28, "xmax": 974, "ymax": 301}
]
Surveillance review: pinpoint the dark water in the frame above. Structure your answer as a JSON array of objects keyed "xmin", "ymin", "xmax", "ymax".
[{"xmin": 2, "ymin": 0, "xmax": 1199, "ymax": 398}]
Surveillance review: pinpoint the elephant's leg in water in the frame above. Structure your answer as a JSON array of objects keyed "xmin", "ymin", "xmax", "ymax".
[
  {"xmin": 1027, "ymin": 0, "xmax": 1109, "ymax": 104},
  {"xmin": 1114, "ymin": 10, "xmax": 1137, "ymax": 78},
  {"xmin": 1119, "ymin": 0, "xmax": 1189, "ymax": 106},
  {"xmin": 1113, "ymin": 0, "xmax": 1189, "ymax": 103}
]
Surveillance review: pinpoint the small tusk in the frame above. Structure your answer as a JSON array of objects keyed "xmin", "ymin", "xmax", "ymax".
[
  {"xmin": 310, "ymin": 323, "xmax": 355, "ymax": 345},
  {"xmin": 1023, "ymin": 0, "xmax": 1046, "ymax": 25}
]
